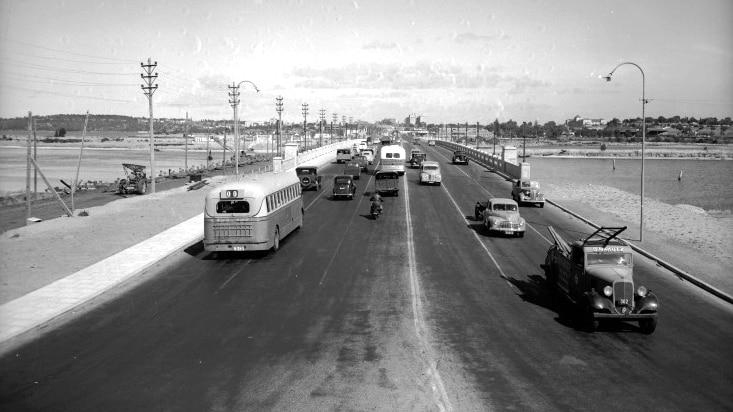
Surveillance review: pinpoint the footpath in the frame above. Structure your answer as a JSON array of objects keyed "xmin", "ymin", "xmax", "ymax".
[{"xmin": 1, "ymin": 151, "xmax": 732, "ymax": 354}]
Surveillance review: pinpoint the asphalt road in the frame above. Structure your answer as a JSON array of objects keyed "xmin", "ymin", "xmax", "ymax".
[{"xmin": 1, "ymin": 144, "xmax": 731, "ymax": 411}]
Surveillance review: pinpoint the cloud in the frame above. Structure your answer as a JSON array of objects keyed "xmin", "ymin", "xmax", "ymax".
[{"xmin": 453, "ymin": 31, "xmax": 508, "ymax": 44}]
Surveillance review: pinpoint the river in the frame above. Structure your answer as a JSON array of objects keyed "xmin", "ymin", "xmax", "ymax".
[{"xmin": 2, "ymin": 146, "xmax": 732, "ymax": 214}]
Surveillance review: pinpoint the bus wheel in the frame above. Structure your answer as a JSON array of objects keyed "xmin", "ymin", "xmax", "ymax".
[{"xmin": 273, "ymin": 228, "xmax": 280, "ymax": 251}]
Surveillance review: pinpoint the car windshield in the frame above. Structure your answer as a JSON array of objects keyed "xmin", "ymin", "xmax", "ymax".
[
  {"xmin": 423, "ymin": 165, "xmax": 438, "ymax": 171},
  {"xmin": 493, "ymin": 203, "xmax": 517, "ymax": 211},
  {"xmin": 587, "ymin": 253, "xmax": 632, "ymax": 267},
  {"xmin": 298, "ymin": 169, "xmax": 313, "ymax": 175}
]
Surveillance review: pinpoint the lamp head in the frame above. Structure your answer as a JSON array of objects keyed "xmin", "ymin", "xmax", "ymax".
[{"xmin": 603, "ymin": 74, "xmax": 613, "ymax": 82}]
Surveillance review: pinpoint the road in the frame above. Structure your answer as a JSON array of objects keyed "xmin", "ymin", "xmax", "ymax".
[{"xmin": 1, "ymin": 143, "xmax": 731, "ymax": 411}]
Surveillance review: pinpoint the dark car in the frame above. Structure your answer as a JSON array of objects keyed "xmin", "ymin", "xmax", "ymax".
[
  {"xmin": 343, "ymin": 162, "xmax": 361, "ymax": 180},
  {"xmin": 353, "ymin": 155, "xmax": 369, "ymax": 172},
  {"xmin": 452, "ymin": 150, "xmax": 469, "ymax": 165},
  {"xmin": 332, "ymin": 175, "xmax": 357, "ymax": 199},
  {"xmin": 295, "ymin": 166, "xmax": 322, "ymax": 190},
  {"xmin": 409, "ymin": 152, "xmax": 427, "ymax": 168},
  {"xmin": 374, "ymin": 170, "xmax": 399, "ymax": 196}
]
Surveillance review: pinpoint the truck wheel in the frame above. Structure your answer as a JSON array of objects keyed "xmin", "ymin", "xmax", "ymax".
[
  {"xmin": 639, "ymin": 317, "xmax": 657, "ymax": 334},
  {"xmin": 582, "ymin": 306, "xmax": 599, "ymax": 333},
  {"xmin": 138, "ymin": 181, "xmax": 147, "ymax": 195}
]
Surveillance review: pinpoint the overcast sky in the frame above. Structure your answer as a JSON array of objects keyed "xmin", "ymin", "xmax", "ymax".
[{"xmin": 1, "ymin": 0, "xmax": 731, "ymax": 125}]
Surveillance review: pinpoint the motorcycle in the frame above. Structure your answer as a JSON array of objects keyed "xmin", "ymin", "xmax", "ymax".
[{"xmin": 370, "ymin": 202, "xmax": 383, "ymax": 219}]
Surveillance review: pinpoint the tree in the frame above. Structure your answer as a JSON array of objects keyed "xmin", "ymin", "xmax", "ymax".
[{"xmin": 54, "ymin": 127, "xmax": 66, "ymax": 137}]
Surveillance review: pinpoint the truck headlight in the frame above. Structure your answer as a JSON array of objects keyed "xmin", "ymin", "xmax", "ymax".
[
  {"xmin": 637, "ymin": 286, "xmax": 648, "ymax": 297},
  {"xmin": 603, "ymin": 286, "xmax": 613, "ymax": 297}
]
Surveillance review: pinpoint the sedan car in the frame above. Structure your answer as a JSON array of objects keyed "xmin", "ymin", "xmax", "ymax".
[
  {"xmin": 475, "ymin": 198, "xmax": 526, "ymax": 237},
  {"xmin": 452, "ymin": 150, "xmax": 469, "ymax": 165},
  {"xmin": 332, "ymin": 175, "xmax": 357, "ymax": 199},
  {"xmin": 419, "ymin": 161, "xmax": 442, "ymax": 185}
]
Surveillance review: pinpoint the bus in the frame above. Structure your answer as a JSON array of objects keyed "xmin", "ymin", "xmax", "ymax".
[
  {"xmin": 379, "ymin": 144, "xmax": 406, "ymax": 175},
  {"xmin": 204, "ymin": 172, "xmax": 303, "ymax": 252}
]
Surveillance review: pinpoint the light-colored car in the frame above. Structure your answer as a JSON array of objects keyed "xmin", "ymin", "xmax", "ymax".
[
  {"xmin": 360, "ymin": 148, "xmax": 374, "ymax": 164},
  {"xmin": 428, "ymin": 140, "xmax": 436, "ymax": 146},
  {"xmin": 419, "ymin": 161, "xmax": 442, "ymax": 185},
  {"xmin": 475, "ymin": 198, "xmax": 526, "ymax": 237},
  {"xmin": 511, "ymin": 179, "xmax": 545, "ymax": 207}
]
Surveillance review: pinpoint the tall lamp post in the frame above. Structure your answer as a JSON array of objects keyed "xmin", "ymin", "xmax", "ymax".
[
  {"xmin": 301, "ymin": 103, "xmax": 309, "ymax": 151},
  {"xmin": 229, "ymin": 80, "xmax": 260, "ymax": 176},
  {"xmin": 276, "ymin": 96, "xmax": 284, "ymax": 157},
  {"xmin": 319, "ymin": 109, "xmax": 326, "ymax": 147},
  {"xmin": 603, "ymin": 62, "xmax": 647, "ymax": 241}
]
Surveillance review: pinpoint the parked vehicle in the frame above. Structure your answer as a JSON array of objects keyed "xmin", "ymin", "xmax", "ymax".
[
  {"xmin": 475, "ymin": 198, "xmax": 525, "ymax": 237},
  {"xmin": 332, "ymin": 175, "xmax": 357, "ymax": 200},
  {"xmin": 295, "ymin": 166, "xmax": 322, "ymax": 190},
  {"xmin": 374, "ymin": 170, "xmax": 399, "ymax": 196},
  {"xmin": 419, "ymin": 161, "xmax": 442, "ymax": 185},
  {"xmin": 544, "ymin": 226, "xmax": 658, "ymax": 333},
  {"xmin": 336, "ymin": 148, "xmax": 354, "ymax": 163},
  {"xmin": 343, "ymin": 162, "xmax": 361, "ymax": 180},
  {"xmin": 452, "ymin": 150, "xmax": 469, "ymax": 165},
  {"xmin": 409, "ymin": 151, "xmax": 427, "ymax": 168},
  {"xmin": 512, "ymin": 179, "xmax": 545, "ymax": 207},
  {"xmin": 118, "ymin": 163, "xmax": 148, "ymax": 195}
]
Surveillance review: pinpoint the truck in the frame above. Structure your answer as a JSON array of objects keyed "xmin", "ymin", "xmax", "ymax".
[
  {"xmin": 374, "ymin": 170, "xmax": 399, "ymax": 196},
  {"xmin": 543, "ymin": 226, "xmax": 658, "ymax": 333},
  {"xmin": 118, "ymin": 163, "xmax": 148, "ymax": 195}
]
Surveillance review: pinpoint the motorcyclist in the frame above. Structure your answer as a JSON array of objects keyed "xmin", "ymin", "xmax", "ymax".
[{"xmin": 370, "ymin": 193, "xmax": 383, "ymax": 214}]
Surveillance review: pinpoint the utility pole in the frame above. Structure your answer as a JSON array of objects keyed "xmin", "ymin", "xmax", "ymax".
[
  {"xmin": 228, "ymin": 83, "xmax": 240, "ymax": 175},
  {"xmin": 141, "ymin": 58, "xmax": 158, "ymax": 193},
  {"xmin": 222, "ymin": 125, "xmax": 227, "ymax": 175},
  {"xmin": 276, "ymin": 96, "xmax": 283, "ymax": 157},
  {"xmin": 184, "ymin": 111, "xmax": 189, "ymax": 172},
  {"xmin": 332, "ymin": 113, "xmax": 338, "ymax": 141},
  {"xmin": 301, "ymin": 103, "xmax": 309, "ymax": 151},
  {"xmin": 476, "ymin": 121, "xmax": 480, "ymax": 150},
  {"xmin": 25, "ymin": 112, "xmax": 32, "ymax": 223},
  {"xmin": 319, "ymin": 109, "xmax": 325, "ymax": 147}
]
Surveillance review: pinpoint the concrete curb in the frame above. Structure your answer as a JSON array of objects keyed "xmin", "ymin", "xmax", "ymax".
[
  {"xmin": 0, "ymin": 214, "xmax": 204, "ymax": 347},
  {"xmin": 457, "ymin": 146, "xmax": 733, "ymax": 305}
]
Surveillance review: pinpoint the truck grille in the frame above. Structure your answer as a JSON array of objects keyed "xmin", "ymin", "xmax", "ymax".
[
  {"xmin": 498, "ymin": 222, "xmax": 519, "ymax": 230},
  {"xmin": 214, "ymin": 224, "xmax": 253, "ymax": 238},
  {"xmin": 614, "ymin": 281, "xmax": 634, "ymax": 307}
]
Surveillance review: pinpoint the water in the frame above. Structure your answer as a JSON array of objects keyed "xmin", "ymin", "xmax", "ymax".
[
  {"xmin": 0, "ymin": 146, "xmax": 223, "ymax": 194},
  {"xmin": 526, "ymin": 157, "xmax": 733, "ymax": 213}
]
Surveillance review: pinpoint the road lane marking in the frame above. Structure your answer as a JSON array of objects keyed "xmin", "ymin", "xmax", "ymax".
[
  {"xmin": 404, "ymin": 176, "xmax": 453, "ymax": 412},
  {"xmin": 217, "ymin": 259, "xmax": 253, "ymax": 292}
]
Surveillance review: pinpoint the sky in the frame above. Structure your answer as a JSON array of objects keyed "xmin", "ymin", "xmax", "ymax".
[{"xmin": 0, "ymin": 0, "xmax": 731, "ymax": 125}]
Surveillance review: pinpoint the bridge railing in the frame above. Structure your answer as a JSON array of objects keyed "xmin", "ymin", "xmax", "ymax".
[{"xmin": 435, "ymin": 140, "xmax": 524, "ymax": 179}]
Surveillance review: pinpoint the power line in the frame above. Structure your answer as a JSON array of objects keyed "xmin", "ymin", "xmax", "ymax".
[
  {"xmin": 4, "ymin": 38, "xmax": 138, "ymax": 63},
  {"xmin": 0, "ymin": 83, "xmax": 135, "ymax": 102}
]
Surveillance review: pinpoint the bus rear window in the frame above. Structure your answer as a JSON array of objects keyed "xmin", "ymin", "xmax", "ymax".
[{"xmin": 217, "ymin": 200, "xmax": 250, "ymax": 214}]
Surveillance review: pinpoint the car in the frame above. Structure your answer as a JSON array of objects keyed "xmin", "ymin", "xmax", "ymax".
[
  {"xmin": 475, "ymin": 198, "xmax": 525, "ymax": 237},
  {"xmin": 360, "ymin": 148, "xmax": 375, "ymax": 165},
  {"xmin": 452, "ymin": 150, "xmax": 469, "ymax": 165},
  {"xmin": 544, "ymin": 226, "xmax": 658, "ymax": 333},
  {"xmin": 419, "ymin": 161, "xmax": 442, "ymax": 185},
  {"xmin": 409, "ymin": 151, "xmax": 426, "ymax": 168},
  {"xmin": 295, "ymin": 166, "xmax": 322, "ymax": 190},
  {"xmin": 428, "ymin": 140, "xmax": 436, "ymax": 146},
  {"xmin": 343, "ymin": 162, "xmax": 361, "ymax": 180},
  {"xmin": 353, "ymin": 155, "xmax": 369, "ymax": 172},
  {"xmin": 511, "ymin": 179, "xmax": 545, "ymax": 207},
  {"xmin": 336, "ymin": 148, "xmax": 353, "ymax": 163},
  {"xmin": 332, "ymin": 175, "xmax": 357, "ymax": 199}
]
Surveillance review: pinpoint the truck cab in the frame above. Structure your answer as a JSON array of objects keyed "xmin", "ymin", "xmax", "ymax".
[{"xmin": 544, "ymin": 226, "xmax": 658, "ymax": 333}]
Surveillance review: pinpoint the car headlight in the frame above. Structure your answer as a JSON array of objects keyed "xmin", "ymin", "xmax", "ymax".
[
  {"xmin": 637, "ymin": 286, "xmax": 648, "ymax": 297},
  {"xmin": 603, "ymin": 286, "xmax": 613, "ymax": 297}
]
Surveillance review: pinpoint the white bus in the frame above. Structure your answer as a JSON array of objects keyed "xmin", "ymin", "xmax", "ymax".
[
  {"xmin": 204, "ymin": 172, "xmax": 303, "ymax": 252},
  {"xmin": 379, "ymin": 144, "xmax": 406, "ymax": 175}
]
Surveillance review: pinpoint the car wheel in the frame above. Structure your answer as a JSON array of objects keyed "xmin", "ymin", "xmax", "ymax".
[
  {"xmin": 639, "ymin": 317, "xmax": 657, "ymax": 334},
  {"xmin": 540, "ymin": 203, "xmax": 544, "ymax": 208},
  {"xmin": 272, "ymin": 228, "xmax": 280, "ymax": 252},
  {"xmin": 518, "ymin": 232, "xmax": 524, "ymax": 238}
]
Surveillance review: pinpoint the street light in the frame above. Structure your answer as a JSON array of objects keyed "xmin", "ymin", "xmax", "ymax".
[
  {"xmin": 229, "ymin": 80, "xmax": 260, "ymax": 176},
  {"xmin": 603, "ymin": 62, "xmax": 648, "ymax": 241},
  {"xmin": 276, "ymin": 96, "xmax": 284, "ymax": 157}
]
